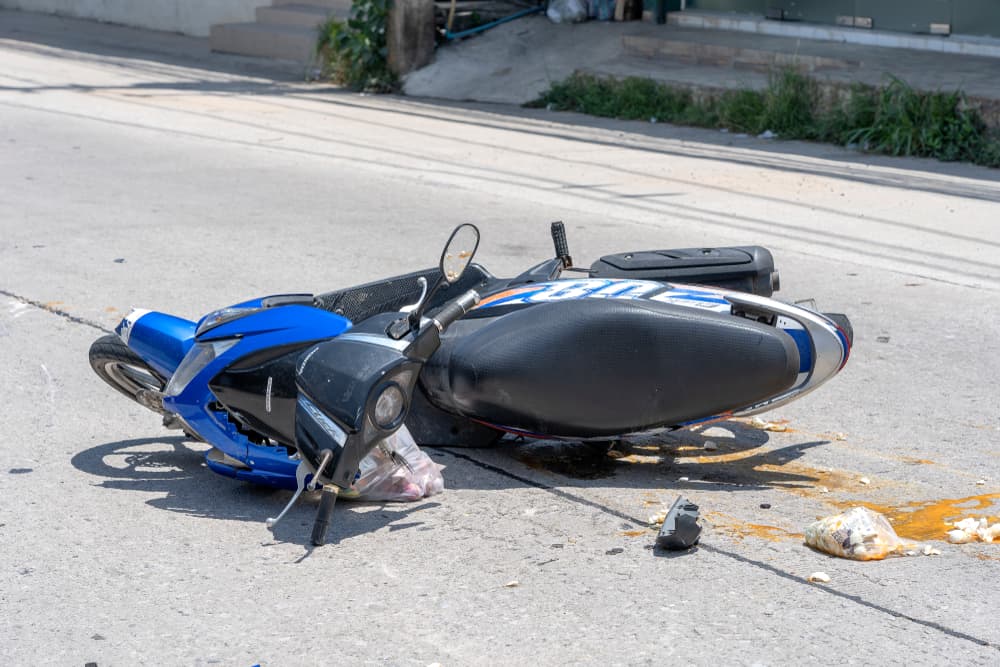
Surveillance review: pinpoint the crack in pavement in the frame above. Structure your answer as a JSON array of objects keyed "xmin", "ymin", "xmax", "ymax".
[
  {"xmin": 437, "ymin": 447, "xmax": 999, "ymax": 652},
  {"xmin": 0, "ymin": 288, "xmax": 112, "ymax": 334}
]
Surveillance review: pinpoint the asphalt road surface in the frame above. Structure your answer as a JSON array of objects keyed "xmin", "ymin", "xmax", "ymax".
[{"xmin": 2, "ymin": 11, "xmax": 998, "ymax": 666}]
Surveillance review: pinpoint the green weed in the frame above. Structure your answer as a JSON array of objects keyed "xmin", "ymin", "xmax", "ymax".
[
  {"xmin": 316, "ymin": 0, "xmax": 395, "ymax": 92},
  {"xmin": 529, "ymin": 70, "xmax": 1000, "ymax": 168}
]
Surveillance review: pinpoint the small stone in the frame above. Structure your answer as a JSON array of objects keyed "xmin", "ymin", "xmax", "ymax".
[
  {"xmin": 606, "ymin": 449, "xmax": 626, "ymax": 459},
  {"xmin": 975, "ymin": 479, "xmax": 986, "ymax": 485},
  {"xmin": 678, "ymin": 476, "xmax": 689, "ymax": 482},
  {"xmin": 503, "ymin": 580, "xmax": 519, "ymax": 588},
  {"xmin": 649, "ymin": 116, "xmax": 658, "ymax": 124},
  {"xmin": 113, "ymin": 258, "xmax": 125, "ymax": 264},
  {"xmin": 760, "ymin": 503, "xmax": 771, "ymax": 509},
  {"xmin": 91, "ymin": 634, "xmax": 106, "ymax": 641},
  {"xmin": 703, "ymin": 441, "xmax": 718, "ymax": 451},
  {"xmin": 859, "ymin": 477, "xmax": 871, "ymax": 486},
  {"xmin": 807, "ymin": 572, "xmax": 831, "ymax": 583},
  {"xmin": 605, "ymin": 548, "xmax": 624, "ymax": 556},
  {"xmin": 816, "ymin": 486, "xmax": 830, "ymax": 493}
]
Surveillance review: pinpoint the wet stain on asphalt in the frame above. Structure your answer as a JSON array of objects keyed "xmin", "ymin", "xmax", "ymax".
[{"xmin": 843, "ymin": 494, "xmax": 1000, "ymax": 541}]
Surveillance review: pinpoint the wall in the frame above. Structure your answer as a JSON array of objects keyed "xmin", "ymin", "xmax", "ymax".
[{"xmin": 0, "ymin": 0, "xmax": 265, "ymax": 37}]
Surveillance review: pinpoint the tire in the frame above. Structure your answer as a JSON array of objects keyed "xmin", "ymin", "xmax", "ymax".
[{"xmin": 88, "ymin": 334, "xmax": 168, "ymax": 414}]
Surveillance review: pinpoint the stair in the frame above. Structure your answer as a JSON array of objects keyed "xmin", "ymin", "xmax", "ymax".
[
  {"xmin": 210, "ymin": 1, "xmax": 352, "ymax": 63},
  {"xmin": 623, "ymin": 24, "xmax": 860, "ymax": 73}
]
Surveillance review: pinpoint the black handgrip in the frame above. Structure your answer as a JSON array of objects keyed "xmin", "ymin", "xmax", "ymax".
[
  {"xmin": 432, "ymin": 290, "xmax": 480, "ymax": 332},
  {"xmin": 551, "ymin": 221, "xmax": 572, "ymax": 268},
  {"xmin": 310, "ymin": 485, "xmax": 339, "ymax": 546}
]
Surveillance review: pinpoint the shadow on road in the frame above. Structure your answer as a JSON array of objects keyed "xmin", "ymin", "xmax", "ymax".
[
  {"xmin": 72, "ymin": 419, "xmax": 832, "ymax": 546},
  {"xmin": 70, "ymin": 435, "xmax": 441, "ymax": 547}
]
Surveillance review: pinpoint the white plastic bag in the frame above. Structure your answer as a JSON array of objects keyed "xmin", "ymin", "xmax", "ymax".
[
  {"xmin": 804, "ymin": 507, "xmax": 918, "ymax": 560},
  {"xmin": 340, "ymin": 426, "xmax": 444, "ymax": 502},
  {"xmin": 547, "ymin": 0, "xmax": 588, "ymax": 24}
]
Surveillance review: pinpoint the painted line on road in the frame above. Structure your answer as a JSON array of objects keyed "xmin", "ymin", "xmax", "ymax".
[
  {"xmin": 0, "ymin": 288, "xmax": 112, "ymax": 334},
  {"xmin": 437, "ymin": 447, "xmax": 999, "ymax": 653}
]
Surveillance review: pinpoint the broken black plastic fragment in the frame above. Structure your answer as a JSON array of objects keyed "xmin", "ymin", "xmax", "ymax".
[{"xmin": 656, "ymin": 496, "xmax": 701, "ymax": 550}]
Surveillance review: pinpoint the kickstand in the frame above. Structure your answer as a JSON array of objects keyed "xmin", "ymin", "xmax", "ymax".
[{"xmin": 266, "ymin": 460, "xmax": 312, "ymax": 530}]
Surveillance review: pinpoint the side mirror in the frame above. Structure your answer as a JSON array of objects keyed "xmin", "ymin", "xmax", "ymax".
[
  {"xmin": 393, "ymin": 224, "xmax": 480, "ymax": 339},
  {"xmin": 440, "ymin": 223, "xmax": 480, "ymax": 285}
]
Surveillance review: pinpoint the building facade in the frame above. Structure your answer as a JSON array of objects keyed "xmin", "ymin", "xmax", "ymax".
[{"xmin": 673, "ymin": 1, "xmax": 1000, "ymax": 37}]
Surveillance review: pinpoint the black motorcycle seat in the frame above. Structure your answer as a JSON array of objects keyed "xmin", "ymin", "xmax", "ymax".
[{"xmin": 420, "ymin": 298, "xmax": 800, "ymax": 437}]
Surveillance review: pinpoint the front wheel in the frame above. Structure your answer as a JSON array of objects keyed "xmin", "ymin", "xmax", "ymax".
[{"xmin": 88, "ymin": 334, "xmax": 168, "ymax": 414}]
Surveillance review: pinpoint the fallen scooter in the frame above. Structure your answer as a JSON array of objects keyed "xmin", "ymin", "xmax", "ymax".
[{"xmin": 90, "ymin": 223, "xmax": 852, "ymax": 542}]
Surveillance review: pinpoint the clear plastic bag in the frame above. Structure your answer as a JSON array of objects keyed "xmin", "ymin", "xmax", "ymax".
[
  {"xmin": 340, "ymin": 426, "xmax": 444, "ymax": 502},
  {"xmin": 546, "ymin": 0, "xmax": 588, "ymax": 24},
  {"xmin": 804, "ymin": 507, "xmax": 918, "ymax": 560}
]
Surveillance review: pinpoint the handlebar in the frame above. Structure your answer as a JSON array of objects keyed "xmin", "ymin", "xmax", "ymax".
[
  {"xmin": 432, "ymin": 290, "xmax": 480, "ymax": 332},
  {"xmin": 551, "ymin": 221, "xmax": 572, "ymax": 268}
]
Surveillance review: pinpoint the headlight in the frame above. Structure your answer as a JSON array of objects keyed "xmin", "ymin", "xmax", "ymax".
[
  {"xmin": 164, "ymin": 339, "xmax": 239, "ymax": 397},
  {"xmin": 195, "ymin": 306, "xmax": 261, "ymax": 337},
  {"xmin": 371, "ymin": 382, "xmax": 406, "ymax": 431}
]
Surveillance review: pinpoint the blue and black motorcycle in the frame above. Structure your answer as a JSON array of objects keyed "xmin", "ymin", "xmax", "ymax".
[{"xmin": 90, "ymin": 223, "xmax": 852, "ymax": 542}]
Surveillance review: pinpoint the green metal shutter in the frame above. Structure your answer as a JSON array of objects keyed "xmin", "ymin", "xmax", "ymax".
[
  {"xmin": 951, "ymin": 0, "xmax": 1000, "ymax": 37},
  {"xmin": 687, "ymin": 0, "xmax": 768, "ymax": 12},
  {"xmin": 855, "ymin": 0, "xmax": 951, "ymax": 34},
  {"xmin": 767, "ymin": 0, "xmax": 853, "ymax": 25}
]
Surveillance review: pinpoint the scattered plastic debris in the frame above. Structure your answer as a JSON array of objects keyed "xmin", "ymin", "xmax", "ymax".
[
  {"xmin": 750, "ymin": 416, "xmax": 788, "ymax": 432},
  {"xmin": 503, "ymin": 580, "xmax": 520, "ymax": 588},
  {"xmin": 859, "ymin": 477, "xmax": 871, "ymax": 486},
  {"xmin": 655, "ymin": 496, "xmax": 701, "ymax": 550},
  {"xmin": 946, "ymin": 517, "xmax": 1000, "ymax": 544},
  {"xmin": 807, "ymin": 572, "xmax": 831, "ymax": 583},
  {"xmin": 678, "ymin": 476, "xmax": 690, "ymax": 482},
  {"xmin": 804, "ymin": 507, "xmax": 921, "ymax": 560},
  {"xmin": 816, "ymin": 485, "xmax": 830, "ymax": 494},
  {"xmin": 833, "ymin": 433, "xmax": 848, "ymax": 441},
  {"xmin": 976, "ymin": 479, "xmax": 987, "ymax": 486},
  {"xmin": 340, "ymin": 427, "xmax": 443, "ymax": 501},
  {"xmin": 923, "ymin": 545, "xmax": 942, "ymax": 556},
  {"xmin": 703, "ymin": 441, "xmax": 719, "ymax": 451},
  {"xmin": 758, "ymin": 130, "xmax": 777, "ymax": 139}
]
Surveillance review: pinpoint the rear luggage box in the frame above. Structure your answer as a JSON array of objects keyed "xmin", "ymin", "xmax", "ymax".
[{"xmin": 589, "ymin": 246, "xmax": 779, "ymax": 297}]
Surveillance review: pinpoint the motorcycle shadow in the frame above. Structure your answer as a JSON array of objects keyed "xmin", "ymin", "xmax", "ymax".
[
  {"xmin": 433, "ymin": 419, "xmax": 835, "ymax": 494},
  {"xmin": 71, "ymin": 436, "xmax": 442, "ymax": 546}
]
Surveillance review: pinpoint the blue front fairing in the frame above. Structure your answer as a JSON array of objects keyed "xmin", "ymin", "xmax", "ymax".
[{"xmin": 123, "ymin": 302, "xmax": 351, "ymax": 488}]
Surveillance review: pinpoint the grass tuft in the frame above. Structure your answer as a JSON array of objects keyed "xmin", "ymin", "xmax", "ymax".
[{"xmin": 529, "ymin": 70, "xmax": 1000, "ymax": 168}]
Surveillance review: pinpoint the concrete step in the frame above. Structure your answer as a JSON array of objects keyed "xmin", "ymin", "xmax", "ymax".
[
  {"xmin": 210, "ymin": 22, "xmax": 318, "ymax": 62},
  {"xmin": 272, "ymin": 0, "xmax": 354, "ymax": 11},
  {"xmin": 623, "ymin": 26, "xmax": 859, "ymax": 73},
  {"xmin": 257, "ymin": 3, "xmax": 348, "ymax": 29}
]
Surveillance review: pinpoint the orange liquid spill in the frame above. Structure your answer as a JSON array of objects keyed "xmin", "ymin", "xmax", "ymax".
[{"xmin": 844, "ymin": 494, "xmax": 1000, "ymax": 541}]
